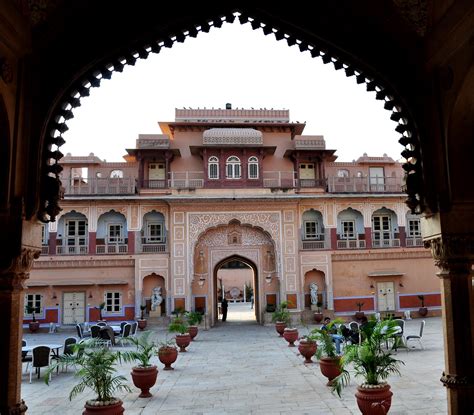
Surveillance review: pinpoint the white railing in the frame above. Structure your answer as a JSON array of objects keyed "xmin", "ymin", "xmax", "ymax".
[
  {"xmin": 96, "ymin": 244, "xmax": 128, "ymax": 254},
  {"xmin": 141, "ymin": 244, "xmax": 167, "ymax": 253},
  {"xmin": 302, "ymin": 240, "xmax": 325, "ymax": 250},
  {"xmin": 62, "ymin": 177, "xmax": 135, "ymax": 195},
  {"xmin": 56, "ymin": 245, "xmax": 89, "ymax": 255},
  {"xmin": 169, "ymin": 172, "xmax": 204, "ymax": 189},
  {"xmin": 406, "ymin": 237, "xmax": 423, "ymax": 247},
  {"xmin": 337, "ymin": 239, "xmax": 366, "ymax": 249},
  {"xmin": 41, "ymin": 245, "xmax": 49, "ymax": 255},
  {"xmin": 263, "ymin": 171, "xmax": 297, "ymax": 188},
  {"xmin": 371, "ymin": 238, "xmax": 400, "ymax": 248},
  {"xmin": 327, "ymin": 176, "xmax": 402, "ymax": 193}
]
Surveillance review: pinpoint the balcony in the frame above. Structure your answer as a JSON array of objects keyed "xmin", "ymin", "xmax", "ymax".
[
  {"xmin": 406, "ymin": 237, "xmax": 423, "ymax": 247},
  {"xmin": 301, "ymin": 237, "xmax": 325, "ymax": 250},
  {"xmin": 169, "ymin": 172, "xmax": 204, "ymax": 189},
  {"xmin": 263, "ymin": 171, "xmax": 297, "ymax": 189},
  {"xmin": 327, "ymin": 176, "xmax": 402, "ymax": 193},
  {"xmin": 299, "ymin": 178, "xmax": 327, "ymax": 188},
  {"xmin": 56, "ymin": 245, "xmax": 88, "ymax": 255},
  {"xmin": 139, "ymin": 179, "xmax": 167, "ymax": 189},
  {"xmin": 371, "ymin": 238, "xmax": 400, "ymax": 248},
  {"xmin": 41, "ymin": 245, "xmax": 49, "ymax": 255},
  {"xmin": 337, "ymin": 239, "xmax": 366, "ymax": 249},
  {"xmin": 62, "ymin": 177, "xmax": 135, "ymax": 195},
  {"xmin": 96, "ymin": 244, "xmax": 128, "ymax": 254}
]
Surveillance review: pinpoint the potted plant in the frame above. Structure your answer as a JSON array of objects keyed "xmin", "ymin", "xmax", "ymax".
[
  {"xmin": 271, "ymin": 301, "xmax": 291, "ymax": 337},
  {"xmin": 96, "ymin": 302, "xmax": 106, "ymax": 323},
  {"xmin": 25, "ymin": 305, "xmax": 40, "ymax": 333},
  {"xmin": 138, "ymin": 305, "xmax": 147, "ymax": 330},
  {"xmin": 418, "ymin": 295, "xmax": 428, "ymax": 317},
  {"xmin": 120, "ymin": 331, "xmax": 158, "ymax": 398},
  {"xmin": 168, "ymin": 314, "xmax": 191, "ymax": 352},
  {"xmin": 298, "ymin": 322, "xmax": 318, "ymax": 364},
  {"xmin": 314, "ymin": 301, "xmax": 324, "ymax": 323},
  {"xmin": 45, "ymin": 339, "xmax": 131, "ymax": 414},
  {"xmin": 333, "ymin": 319, "xmax": 404, "ymax": 415},
  {"xmin": 312, "ymin": 318, "xmax": 345, "ymax": 386},
  {"xmin": 186, "ymin": 310, "xmax": 203, "ymax": 341},
  {"xmin": 355, "ymin": 302, "xmax": 365, "ymax": 320},
  {"xmin": 157, "ymin": 338, "xmax": 179, "ymax": 371}
]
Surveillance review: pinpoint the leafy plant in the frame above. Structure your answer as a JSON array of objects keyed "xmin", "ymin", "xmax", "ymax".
[
  {"xmin": 171, "ymin": 307, "xmax": 185, "ymax": 316},
  {"xmin": 45, "ymin": 340, "xmax": 131, "ymax": 403},
  {"xmin": 332, "ymin": 319, "xmax": 404, "ymax": 397},
  {"xmin": 25, "ymin": 305, "xmax": 39, "ymax": 322},
  {"xmin": 168, "ymin": 315, "xmax": 189, "ymax": 335},
  {"xmin": 271, "ymin": 301, "xmax": 291, "ymax": 324},
  {"xmin": 355, "ymin": 302, "xmax": 364, "ymax": 312},
  {"xmin": 418, "ymin": 295, "xmax": 425, "ymax": 307},
  {"xmin": 157, "ymin": 337, "xmax": 177, "ymax": 351},
  {"xmin": 265, "ymin": 304, "xmax": 276, "ymax": 313},
  {"xmin": 316, "ymin": 301, "xmax": 323, "ymax": 313},
  {"xmin": 186, "ymin": 310, "xmax": 203, "ymax": 326},
  {"xmin": 139, "ymin": 304, "xmax": 147, "ymax": 320},
  {"xmin": 119, "ymin": 331, "xmax": 157, "ymax": 368},
  {"xmin": 312, "ymin": 318, "xmax": 345, "ymax": 359},
  {"xmin": 244, "ymin": 282, "xmax": 254, "ymax": 300}
]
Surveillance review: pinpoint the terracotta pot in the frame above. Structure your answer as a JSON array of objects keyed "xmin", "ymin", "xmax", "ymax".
[
  {"xmin": 298, "ymin": 339, "xmax": 317, "ymax": 363},
  {"xmin": 83, "ymin": 399, "xmax": 124, "ymax": 415},
  {"xmin": 355, "ymin": 384, "xmax": 393, "ymax": 415},
  {"xmin": 130, "ymin": 365, "xmax": 158, "ymax": 398},
  {"xmin": 28, "ymin": 321, "xmax": 40, "ymax": 333},
  {"xmin": 158, "ymin": 346, "xmax": 178, "ymax": 370},
  {"xmin": 137, "ymin": 319, "xmax": 147, "ymax": 330},
  {"xmin": 418, "ymin": 307, "xmax": 428, "ymax": 317},
  {"xmin": 319, "ymin": 356, "xmax": 341, "ymax": 386},
  {"xmin": 275, "ymin": 322, "xmax": 286, "ymax": 337},
  {"xmin": 283, "ymin": 328, "xmax": 299, "ymax": 347},
  {"xmin": 188, "ymin": 325, "xmax": 198, "ymax": 340},
  {"xmin": 175, "ymin": 333, "xmax": 191, "ymax": 352},
  {"xmin": 314, "ymin": 313, "xmax": 323, "ymax": 323},
  {"xmin": 355, "ymin": 311, "xmax": 365, "ymax": 320}
]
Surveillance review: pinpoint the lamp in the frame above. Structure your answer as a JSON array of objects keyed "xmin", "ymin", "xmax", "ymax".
[
  {"xmin": 198, "ymin": 276, "xmax": 205, "ymax": 287},
  {"xmin": 52, "ymin": 292, "xmax": 57, "ymax": 299},
  {"xmin": 399, "ymin": 282, "xmax": 404, "ymax": 287},
  {"xmin": 369, "ymin": 283, "xmax": 374, "ymax": 289},
  {"xmin": 88, "ymin": 291, "xmax": 93, "ymax": 299},
  {"xmin": 265, "ymin": 274, "xmax": 272, "ymax": 284}
]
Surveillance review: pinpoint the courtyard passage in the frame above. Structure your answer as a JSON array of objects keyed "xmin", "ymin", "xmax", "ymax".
[{"xmin": 23, "ymin": 304, "xmax": 446, "ymax": 414}]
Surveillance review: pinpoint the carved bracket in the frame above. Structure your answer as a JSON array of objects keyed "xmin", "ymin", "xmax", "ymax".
[
  {"xmin": 440, "ymin": 371, "xmax": 474, "ymax": 389},
  {"xmin": 424, "ymin": 236, "xmax": 474, "ymax": 271}
]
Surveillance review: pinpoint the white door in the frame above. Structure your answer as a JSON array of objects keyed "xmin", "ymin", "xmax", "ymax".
[
  {"xmin": 63, "ymin": 292, "xmax": 86, "ymax": 324},
  {"xmin": 299, "ymin": 163, "xmax": 315, "ymax": 180},
  {"xmin": 369, "ymin": 167, "xmax": 385, "ymax": 191},
  {"xmin": 149, "ymin": 163, "xmax": 165, "ymax": 180},
  {"xmin": 377, "ymin": 282, "xmax": 395, "ymax": 312}
]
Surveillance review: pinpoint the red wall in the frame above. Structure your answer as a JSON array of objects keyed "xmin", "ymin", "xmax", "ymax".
[
  {"xmin": 334, "ymin": 297, "xmax": 374, "ymax": 312},
  {"xmin": 399, "ymin": 293, "xmax": 441, "ymax": 308}
]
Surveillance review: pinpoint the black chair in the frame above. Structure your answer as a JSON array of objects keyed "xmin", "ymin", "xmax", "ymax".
[
  {"xmin": 97, "ymin": 321, "xmax": 107, "ymax": 327},
  {"xmin": 90, "ymin": 325, "xmax": 101, "ymax": 338},
  {"xmin": 99, "ymin": 326, "xmax": 115, "ymax": 347},
  {"xmin": 117, "ymin": 323, "xmax": 132, "ymax": 346},
  {"xmin": 29, "ymin": 346, "xmax": 51, "ymax": 383},
  {"xmin": 119, "ymin": 321, "xmax": 128, "ymax": 336}
]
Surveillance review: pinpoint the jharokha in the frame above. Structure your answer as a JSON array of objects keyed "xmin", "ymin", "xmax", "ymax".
[{"xmin": 25, "ymin": 106, "xmax": 439, "ymax": 327}]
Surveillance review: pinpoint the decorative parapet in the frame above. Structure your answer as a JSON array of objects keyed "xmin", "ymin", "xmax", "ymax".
[
  {"xmin": 294, "ymin": 135, "xmax": 326, "ymax": 150},
  {"xmin": 356, "ymin": 153, "xmax": 396, "ymax": 164},
  {"xmin": 203, "ymin": 128, "xmax": 263, "ymax": 146},
  {"xmin": 136, "ymin": 134, "xmax": 170, "ymax": 149},
  {"xmin": 175, "ymin": 108, "xmax": 290, "ymax": 123}
]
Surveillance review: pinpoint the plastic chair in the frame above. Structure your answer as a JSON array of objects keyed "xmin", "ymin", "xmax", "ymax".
[
  {"xmin": 53, "ymin": 337, "xmax": 77, "ymax": 372},
  {"xmin": 406, "ymin": 320, "xmax": 425, "ymax": 350},
  {"xmin": 99, "ymin": 326, "xmax": 115, "ymax": 347},
  {"xmin": 119, "ymin": 321, "xmax": 128, "ymax": 335},
  {"xmin": 118, "ymin": 323, "xmax": 132, "ymax": 346},
  {"xmin": 29, "ymin": 346, "xmax": 52, "ymax": 383},
  {"xmin": 97, "ymin": 321, "xmax": 107, "ymax": 327},
  {"xmin": 22, "ymin": 339, "xmax": 32, "ymax": 373}
]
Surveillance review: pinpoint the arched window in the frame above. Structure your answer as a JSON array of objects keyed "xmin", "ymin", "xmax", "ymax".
[
  {"xmin": 226, "ymin": 156, "xmax": 241, "ymax": 179},
  {"xmin": 110, "ymin": 169, "xmax": 123, "ymax": 178},
  {"xmin": 337, "ymin": 169, "xmax": 349, "ymax": 178},
  {"xmin": 248, "ymin": 156, "xmax": 259, "ymax": 179},
  {"xmin": 208, "ymin": 156, "xmax": 219, "ymax": 179}
]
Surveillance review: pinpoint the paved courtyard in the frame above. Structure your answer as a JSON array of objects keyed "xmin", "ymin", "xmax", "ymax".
[{"xmin": 22, "ymin": 303, "xmax": 447, "ymax": 414}]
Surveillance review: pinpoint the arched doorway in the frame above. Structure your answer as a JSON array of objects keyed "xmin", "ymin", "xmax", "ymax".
[
  {"xmin": 304, "ymin": 269, "xmax": 326, "ymax": 310},
  {"xmin": 214, "ymin": 256, "xmax": 258, "ymax": 324},
  {"xmin": 142, "ymin": 273, "xmax": 166, "ymax": 316}
]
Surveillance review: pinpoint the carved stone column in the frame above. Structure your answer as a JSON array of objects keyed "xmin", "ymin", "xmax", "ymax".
[
  {"xmin": 425, "ymin": 236, "xmax": 474, "ymax": 415},
  {"xmin": 0, "ymin": 248, "xmax": 40, "ymax": 415}
]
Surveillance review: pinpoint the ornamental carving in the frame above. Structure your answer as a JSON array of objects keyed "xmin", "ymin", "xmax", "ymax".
[
  {"xmin": 211, "ymin": 249, "xmax": 260, "ymax": 270},
  {"xmin": 0, "ymin": 248, "xmax": 40, "ymax": 290},
  {"xmin": 97, "ymin": 206, "xmax": 128, "ymax": 218},
  {"xmin": 440, "ymin": 371, "xmax": 473, "ymax": 389},
  {"xmin": 424, "ymin": 236, "xmax": 474, "ymax": 271}
]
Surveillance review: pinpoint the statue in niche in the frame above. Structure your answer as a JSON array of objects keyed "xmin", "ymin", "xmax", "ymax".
[
  {"xmin": 151, "ymin": 286, "xmax": 163, "ymax": 311},
  {"xmin": 310, "ymin": 283, "xmax": 319, "ymax": 305}
]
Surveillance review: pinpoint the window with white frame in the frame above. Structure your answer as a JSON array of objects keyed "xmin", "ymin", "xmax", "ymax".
[
  {"xmin": 66, "ymin": 219, "xmax": 87, "ymax": 246},
  {"xmin": 248, "ymin": 156, "xmax": 259, "ymax": 179},
  {"xmin": 337, "ymin": 169, "xmax": 349, "ymax": 178},
  {"xmin": 372, "ymin": 215, "xmax": 391, "ymax": 240},
  {"xmin": 107, "ymin": 223, "xmax": 123, "ymax": 244},
  {"xmin": 208, "ymin": 156, "xmax": 219, "ymax": 179},
  {"xmin": 110, "ymin": 169, "xmax": 123, "ymax": 178},
  {"xmin": 41, "ymin": 224, "xmax": 48, "ymax": 246},
  {"xmin": 407, "ymin": 219, "xmax": 421, "ymax": 237},
  {"xmin": 304, "ymin": 221, "xmax": 319, "ymax": 239},
  {"xmin": 24, "ymin": 293, "xmax": 42, "ymax": 315},
  {"xmin": 146, "ymin": 222, "xmax": 164, "ymax": 243},
  {"xmin": 226, "ymin": 156, "xmax": 241, "ymax": 179},
  {"xmin": 104, "ymin": 292, "xmax": 121, "ymax": 313},
  {"xmin": 341, "ymin": 220, "xmax": 356, "ymax": 239}
]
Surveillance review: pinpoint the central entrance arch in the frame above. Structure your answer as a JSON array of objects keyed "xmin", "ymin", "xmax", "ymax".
[
  {"xmin": 191, "ymin": 220, "xmax": 279, "ymax": 326},
  {"xmin": 214, "ymin": 255, "xmax": 258, "ymax": 324}
]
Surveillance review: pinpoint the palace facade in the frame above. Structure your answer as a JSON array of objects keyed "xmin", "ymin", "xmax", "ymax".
[{"xmin": 25, "ymin": 107, "xmax": 439, "ymax": 327}]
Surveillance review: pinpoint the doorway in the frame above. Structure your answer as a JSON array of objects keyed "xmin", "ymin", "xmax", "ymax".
[
  {"xmin": 62, "ymin": 292, "xmax": 86, "ymax": 324},
  {"xmin": 214, "ymin": 256, "xmax": 258, "ymax": 324},
  {"xmin": 376, "ymin": 282, "xmax": 395, "ymax": 312}
]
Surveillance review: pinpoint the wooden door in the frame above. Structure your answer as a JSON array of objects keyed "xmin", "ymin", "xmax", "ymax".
[
  {"xmin": 376, "ymin": 282, "xmax": 395, "ymax": 312},
  {"xmin": 63, "ymin": 292, "xmax": 86, "ymax": 324}
]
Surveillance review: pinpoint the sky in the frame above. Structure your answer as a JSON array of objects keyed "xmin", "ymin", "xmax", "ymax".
[{"xmin": 62, "ymin": 22, "xmax": 401, "ymax": 163}]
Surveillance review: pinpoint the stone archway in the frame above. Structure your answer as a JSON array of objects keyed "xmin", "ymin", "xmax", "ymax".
[{"xmin": 191, "ymin": 220, "xmax": 279, "ymax": 326}]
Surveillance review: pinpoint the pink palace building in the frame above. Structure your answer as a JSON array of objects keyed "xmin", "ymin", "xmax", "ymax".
[{"xmin": 24, "ymin": 106, "xmax": 440, "ymax": 327}]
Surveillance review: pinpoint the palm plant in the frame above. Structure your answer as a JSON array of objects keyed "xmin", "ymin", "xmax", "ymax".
[
  {"xmin": 119, "ymin": 331, "xmax": 156, "ymax": 368},
  {"xmin": 332, "ymin": 319, "xmax": 404, "ymax": 397},
  {"xmin": 168, "ymin": 315, "xmax": 189, "ymax": 334},
  {"xmin": 312, "ymin": 318, "xmax": 344, "ymax": 359},
  {"xmin": 45, "ymin": 339, "xmax": 131, "ymax": 403},
  {"xmin": 186, "ymin": 310, "xmax": 203, "ymax": 326},
  {"xmin": 25, "ymin": 305, "xmax": 38, "ymax": 322},
  {"xmin": 271, "ymin": 301, "xmax": 291, "ymax": 324}
]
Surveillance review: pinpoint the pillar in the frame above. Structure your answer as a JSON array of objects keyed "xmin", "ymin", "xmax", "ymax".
[{"xmin": 426, "ymin": 236, "xmax": 474, "ymax": 414}]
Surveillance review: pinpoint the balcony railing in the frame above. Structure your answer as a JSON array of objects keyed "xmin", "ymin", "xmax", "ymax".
[
  {"xmin": 96, "ymin": 244, "xmax": 128, "ymax": 254},
  {"xmin": 327, "ymin": 176, "xmax": 402, "ymax": 193},
  {"xmin": 140, "ymin": 243, "xmax": 167, "ymax": 253},
  {"xmin": 169, "ymin": 172, "xmax": 204, "ymax": 189},
  {"xmin": 371, "ymin": 238, "xmax": 400, "ymax": 248},
  {"xmin": 263, "ymin": 171, "xmax": 297, "ymax": 188},
  {"xmin": 337, "ymin": 239, "xmax": 366, "ymax": 249},
  {"xmin": 56, "ymin": 245, "xmax": 89, "ymax": 255},
  {"xmin": 62, "ymin": 177, "xmax": 136, "ymax": 195},
  {"xmin": 406, "ymin": 237, "xmax": 423, "ymax": 247},
  {"xmin": 301, "ymin": 239, "xmax": 325, "ymax": 250},
  {"xmin": 299, "ymin": 178, "xmax": 327, "ymax": 188},
  {"xmin": 139, "ymin": 179, "xmax": 167, "ymax": 189}
]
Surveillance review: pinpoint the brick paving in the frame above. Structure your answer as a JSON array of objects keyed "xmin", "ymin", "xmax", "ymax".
[{"xmin": 22, "ymin": 303, "xmax": 447, "ymax": 414}]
